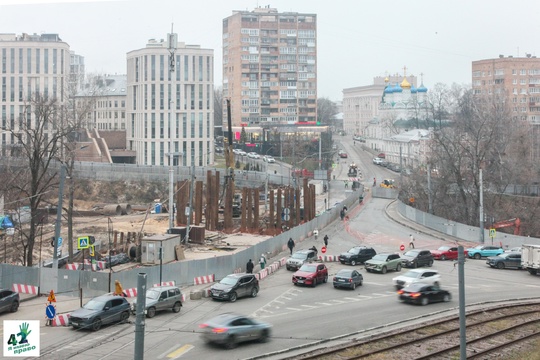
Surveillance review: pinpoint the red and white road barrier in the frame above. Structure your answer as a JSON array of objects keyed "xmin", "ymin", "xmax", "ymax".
[
  {"xmin": 279, "ymin": 257, "xmax": 287, "ymax": 266},
  {"xmin": 318, "ymin": 255, "xmax": 339, "ymax": 262},
  {"xmin": 257, "ymin": 268, "xmax": 268, "ymax": 280},
  {"xmin": 83, "ymin": 259, "xmax": 107, "ymax": 270},
  {"xmin": 233, "ymin": 267, "xmax": 243, "ymax": 274},
  {"xmin": 12, "ymin": 284, "xmax": 38, "ymax": 295},
  {"xmin": 52, "ymin": 313, "xmax": 70, "ymax": 327},
  {"xmin": 267, "ymin": 262, "xmax": 279, "ymax": 274},
  {"xmin": 153, "ymin": 281, "xmax": 175, "ymax": 287},
  {"xmin": 65, "ymin": 263, "xmax": 79, "ymax": 270},
  {"xmin": 194, "ymin": 274, "xmax": 215, "ymax": 285},
  {"xmin": 123, "ymin": 288, "xmax": 138, "ymax": 297}
]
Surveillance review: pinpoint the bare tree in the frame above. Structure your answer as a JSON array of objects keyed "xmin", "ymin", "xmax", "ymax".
[{"xmin": 317, "ymin": 97, "xmax": 338, "ymax": 125}]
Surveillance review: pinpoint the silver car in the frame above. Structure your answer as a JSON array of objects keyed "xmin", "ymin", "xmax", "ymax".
[
  {"xmin": 131, "ymin": 286, "xmax": 183, "ymax": 318},
  {"xmin": 200, "ymin": 313, "xmax": 271, "ymax": 349}
]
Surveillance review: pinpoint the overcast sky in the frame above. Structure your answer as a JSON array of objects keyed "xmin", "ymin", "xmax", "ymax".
[{"xmin": 1, "ymin": 0, "xmax": 539, "ymax": 101}]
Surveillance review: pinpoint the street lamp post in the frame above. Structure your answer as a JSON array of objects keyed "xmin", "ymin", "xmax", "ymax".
[
  {"xmin": 108, "ymin": 217, "xmax": 113, "ymax": 293},
  {"xmin": 168, "ymin": 29, "xmax": 177, "ymax": 232}
]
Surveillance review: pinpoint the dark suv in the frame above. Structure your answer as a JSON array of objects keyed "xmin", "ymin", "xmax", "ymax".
[
  {"xmin": 339, "ymin": 246, "xmax": 376, "ymax": 265},
  {"xmin": 401, "ymin": 249, "xmax": 434, "ymax": 268},
  {"xmin": 210, "ymin": 273, "xmax": 259, "ymax": 302}
]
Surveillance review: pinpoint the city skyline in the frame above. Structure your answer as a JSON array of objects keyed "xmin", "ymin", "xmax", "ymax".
[{"xmin": 1, "ymin": 0, "xmax": 540, "ymax": 101}]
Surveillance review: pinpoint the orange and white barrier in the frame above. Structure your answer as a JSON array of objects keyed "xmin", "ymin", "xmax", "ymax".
[
  {"xmin": 318, "ymin": 255, "xmax": 339, "ymax": 262},
  {"xmin": 52, "ymin": 313, "xmax": 70, "ymax": 327},
  {"xmin": 194, "ymin": 274, "xmax": 215, "ymax": 285},
  {"xmin": 257, "ymin": 268, "xmax": 268, "ymax": 280},
  {"xmin": 279, "ymin": 257, "xmax": 287, "ymax": 266},
  {"xmin": 123, "ymin": 288, "xmax": 138, "ymax": 297},
  {"xmin": 153, "ymin": 281, "xmax": 175, "ymax": 287},
  {"xmin": 12, "ymin": 284, "xmax": 38, "ymax": 295}
]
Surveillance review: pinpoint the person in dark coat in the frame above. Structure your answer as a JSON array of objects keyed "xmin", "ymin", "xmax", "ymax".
[
  {"xmin": 323, "ymin": 235, "xmax": 329, "ymax": 247},
  {"xmin": 287, "ymin": 238, "xmax": 295, "ymax": 255},
  {"xmin": 246, "ymin": 259, "xmax": 254, "ymax": 273}
]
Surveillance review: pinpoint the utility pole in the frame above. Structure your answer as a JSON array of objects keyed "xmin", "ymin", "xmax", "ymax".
[
  {"xmin": 107, "ymin": 218, "xmax": 113, "ymax": 293},
  {"xmin": 53, "ymin": 165, "xmax": 66, "ymax": 270},
  {"xmin": 168, "ymin": 27, "xmax": 177, "ymax": 232},
  {"xmin": 458, "ymin": 246, "xmax": 466, "ymax": 359},
  {"xmin": 427, "ymin": 163, "xmax": 433, "ymax": 214},
  {"xmin": 479, "ymin": 168, "xmax": 485, "ymax": 243},
  {"xmin": 185, "ymin": 152, "xmax": 195, "ymax": 244},
  {"xmin": 318, "ymin": 134, "xmax": 322, "ymax": 170},
  {"xmin": 134, "ymin": 272, "xmax": 147, "ymax": 360}
]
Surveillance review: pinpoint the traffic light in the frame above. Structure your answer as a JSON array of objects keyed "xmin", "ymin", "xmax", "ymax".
[{"xmin": 316, "ymin": 120, "xmax": 321, "ymax": 126}]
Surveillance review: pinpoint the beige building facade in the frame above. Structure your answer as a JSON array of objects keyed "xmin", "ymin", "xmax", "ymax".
[{"xmin": 222, "ymin": 6, "xmax": 317, "ymax": 129}]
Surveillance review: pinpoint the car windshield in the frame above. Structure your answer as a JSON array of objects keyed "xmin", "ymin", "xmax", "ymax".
[
  {"xmin": 292, "ymin": 253, "xmax": 307, "ymax": 260},
  {"xmin": 146, "ymin": 289, "xmax": 160, "ymax": 300},
  {"xmin": 371, "ymin": 254, "xmax": 388, "ymax": 261},
  {"xmin": 219, "ymin": 276, "xmax": 238, "ymax": 286},
  {"xmin": 83, "ymin": 299, "xmax": 106, "ymax": 310},
  {"xmin": 299, "ymin": 264, "xmax": 317, "ymax": 272},
  {"xmin": 347, "ymin": 248, "xmax": 359, "ymax": 254},
  {"xmin": 473, "ymin": 245, "xmax": 484, "ymax": 250},
  {"xmin": 437, "ymin": 246, "xmax": 450, "ymax": 251},
  {"xmin": 402, "ymin": 271, "xmax": 422, "ymax": 278},
  {"xmin": 499, "ymin": 253, "xmax": 514, "ymax": 259},
  {"xmin": 336, "ymin": 269, "xmax": 353, "ymax": 277},
  {"xmin": 404, "ymin": 250, "xmax": 420, "ymax": 257}
]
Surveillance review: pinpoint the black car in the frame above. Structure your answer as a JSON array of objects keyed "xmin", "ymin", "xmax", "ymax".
[
  {"xmin": 339, "ymin": 246, "xmax": 376, "ymax": 266},
  {"xmin": 398, "ymin": 283, "xmax": 451, "ymax": 305},
  {"xmin": 210, "ymin": 273, "xmax": 259, "ymax": 302},
  {"xmin": 400, "ymin": 249, "xmax": 434, "ymax": 268},
  {"xmin": 333, "ymin": 269, "xmax": 363, "ymax": 290},
  {"xmin": 0, "ymin": 289, "xmax": 19, "ymax": 314},
  {"xmin": 69, "ymin": 294, "xmax": 130, "ymax": 331},
  {"xmin": 486, "ymin": 252, "xmax": 522, "ymax": 269}
]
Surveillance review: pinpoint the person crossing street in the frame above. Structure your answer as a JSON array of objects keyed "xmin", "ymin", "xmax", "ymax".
[
  {"xmin": 323, "ymin": 235, "xmax": 329, "ymax": 247},
  {"xmin": 287, "ymin": 238, "xmax": 295, "ymax": 255}
]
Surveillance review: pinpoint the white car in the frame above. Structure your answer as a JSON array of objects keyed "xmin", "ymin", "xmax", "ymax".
[
  {"xmin": 263, "ymin": 155, "xmax": 275, "ymax": 163},
  {"xmin": 247, "ymin": 152, "xmax": 260, "ymax": 159},
  {"xmin": 373, "ymin": 157, "xmax": 383, "ymax": 165},
  {"xmin": 392, "ymin": 269, "xmax": 441, "ymax": 290},
  {"xmin": 237, "ymin": 150, "xmax": 247, "ymax": 156}
]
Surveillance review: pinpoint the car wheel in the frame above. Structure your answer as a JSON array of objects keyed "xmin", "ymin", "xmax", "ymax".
[
  {"xmin": 120, "ymin": 311, "xmax": 129, "ymax": 323},
  {"xmin": 366, "ymin": 269, "xmax": 371, "ymax": 273},
  {"xmin": 443, "ymin": 294, "xmax": 451, "ymax": 302},
  {"xmin": 396, "ymin": 264, "xmax": 402, "ymax": 272},
  {"xmin": 413, "ymin": 262, "xmax": 418, "ymax": 268},
  {"xmin": 147, "ymin": 307, "xmax": 156, "ymax": 318},
  {"xmin": 229, "ymin": 292, "xmax": 238, "ymax": 302},
  {"xmin": 351, "ymin": 283, "xmax": 356, "ymax": 290},
  {"xmin": 312, "ymin": 278, "xmax": 317, "ymax": 287},
  {"xmin": 225, "ymin": 335, "xmax": 237, "ymax": 349},
  {"xmin": 172, "ymin": 302, "xmax": 182, "ymax": 313},
  {"xmin": 441, "ymin": 255, "xmax": 447, "ymax": 261},
  {"xmin": 91, "ymin": 318, "xmax": 102, "ymax": 331},
  {"xmin": 10, "ymin": 301, "xmax": 19, "ymax": 313},
  {"xmin": 428, "ymin": 260, "xmax": 434, "ymax": 267},
  {"xmin": 258, "ymin": 329, "xmax": 269, "ymax": 343},
  {"xmin": 421, "ymin": 297, "xmax": 429, "ymax": 306},
  {"xmin": 251, "ymin": 287, "xmax": 259, "ymax": 297},
  {"xmin": 381, "ymin": 266, "xmax": 387, "ymax": 274},
  {"xmin": 497, "ymin": 262, "xmax": 505, "ymax": 269},
  {"xmin": 323, "ymin": 275, "xmax": 328, "ymax": 283},
  {"xmin": 474, "ymin": 253, "xmax": 481, "ymax": 260},
  {"xmin": 350, "ymin": 260, "xmax": 357, "ymax": 266},
  {"xmin": 333, "ymin": 285, "xmax": 338, "ymax": 289},
  {"xmin": 359, "ymin": 280, "xmax": 363, "ymax": 286}
]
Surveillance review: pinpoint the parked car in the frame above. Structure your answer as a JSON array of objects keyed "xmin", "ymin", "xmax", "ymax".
[
  {"xmin": 372, "ymin": 157, "xmax": 383, "ymax": 165},
  {"xmin": 505, "ymin": 247, "xmax": 522, "ymax": 253},
  {"xmin": 210, "ymin": 273, "xmax": 259, "ymax": 302},
  {"xmin": 333, "ymin": 269, "xmax": 363, "ymax": 290},
  {"xmin": 486, "ymin": 252, "xmax": 522, "ymax": 269},
  {"xmin": 247, "ymin": 152, "xmax": 260, "ymax": 159},
  {"xmin": 292, "ymin": 263, "xmax": 328, "ymax": 287},
  {"xmin": 0, "ymin": 289, "xmax": 19, "ymax": 314},
  {"xmin": 431, "ymin": 246, "xmax": 467, "ymax": 261},
  {"xmin": 199, "ymin": 313, "xmax": 271, "ymax": 349},
  {"xmin": 131, "ymin": 285, "xmax": 182, "ymax": 318},
  {"xmin": 339, "ymin": 152, "xmax": 348, "ymax": 158},
  {"xmin": 69, "ymin": 294, "xmax": 130, "ymax": 331},
  {"xmin": 398, "ymin": 283, "xmax": 451, "ymax": 306},
  {"xmin": 392, "ymin": 269, "xmax": 441, "ymax": 290},
  {"xmin": 262, "ymin": 155, "xmax": 275, "ymax": 163},
  {"xmin": 364, "ymin": 253, "xmax": 402, "ymax": 273},
  {"xmin": 400, "ymin": 249, "xmax": 434, "ymax": 268},
  {"xmin": 467, "ymin": 245, "xmax": 504, "ymax": 259},
  {"xmin": 286, "ymin": 249, "xmax": 318, "ymax": 271},
  {"xmin": 339, "ymin": 246, "xmax": 376, "ymax": 266},
  {"xmin": 237, "ymin": 150, "xmax": 247, "ymax": 156}
]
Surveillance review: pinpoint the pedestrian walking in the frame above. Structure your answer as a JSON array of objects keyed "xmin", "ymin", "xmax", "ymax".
[
  {"xmin": 323, "ymin": 235, "xmax": 329, "ymax": 247},
  {"xmin": 409, "ymin": 234, "xmax": 415, "ymax": 249},
  {"xmin": 259, "ymin": 254, "xmax": 267, "ymax": 270},
  {"xmin": 314, "ymin": 229, "xmax": 319, "ymax": 240},
  {"xmin": 340, "ymin": 208, "xmax": 345, "ymax": 220},
  {"xmin": 287, "ymin": 238, "xmax": 295, "ymax": 255},
  {"xmin": 373, "ymin": 177, "xmax": 377, "ymax": 186},
  {"xmin": 345, "ymin": 181, "xmax": 349, "ymax": 189},
  {"xmin": 246, "ymin": 259, "xmax": 254, "ymax": 273}
]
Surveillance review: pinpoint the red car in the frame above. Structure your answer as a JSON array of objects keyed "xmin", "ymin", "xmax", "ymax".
[
  {"xmin": 292, "ymin": 263, "xmax": 328, "ymax": 287},
  {"xmin": 339, "ymin": 153, "xmax": 348, "ymax": 158},
  {"xmin": 431, "ymin": 246, "xmax": 467, "ymax": 261}
]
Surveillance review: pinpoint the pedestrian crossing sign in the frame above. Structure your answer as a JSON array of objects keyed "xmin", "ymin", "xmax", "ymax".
[
  {"xmin": 77, "ymin": 236, "xmax": 90, "ymax": 249},
  {"xmin": 489, "ymin": 228, "xmax": 496, "ymax": 238}
]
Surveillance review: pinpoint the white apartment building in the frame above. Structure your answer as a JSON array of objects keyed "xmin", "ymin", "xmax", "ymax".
[{"xmin": 126, "ymin": 35, "xmax": 214, "ymax": 166}]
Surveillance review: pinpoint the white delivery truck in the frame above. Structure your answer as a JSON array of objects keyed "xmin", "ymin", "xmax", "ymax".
[{"xmin": 521, "ymin": 244, "xmax": 540, "ymax": 275}]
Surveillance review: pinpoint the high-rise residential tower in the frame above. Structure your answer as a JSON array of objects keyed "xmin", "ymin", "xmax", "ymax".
[{"xmin": 222, "ymin": 6, "xmax": 317, "ymax": 129}]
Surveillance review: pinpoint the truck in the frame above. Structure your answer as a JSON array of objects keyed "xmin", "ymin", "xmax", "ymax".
[
  {"xmin": 347, "ymin": 163, "xmax": 359, "ymax": 177},
  {"xmin": 521, "ymin": 244, "xmax": 540, "ymax": 275}
]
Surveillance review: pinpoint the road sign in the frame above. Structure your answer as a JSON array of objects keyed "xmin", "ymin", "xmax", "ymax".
[
  {"xmin": 47, "ymin": 290, "xmax": 56, "ymax": 303},
  {"xmin": 321, "ymin": 246, "xmax": 327, "ymax": 254},
  {"xmin": 283, "ymin": 214, "xmax": 290, "ymax": 221},
  {"xmin": 400, "ymin": 244, "xmax": 405, "ymax": 251},
  {"xmin": 283, "ymin": 208, "xmax": 290, "ymax": 215},
  {"xmin": 77, "ymin": 236, "xmax": 89, "ymax": 249},
  {"xmin": 46, "ymin": 304, "xmax": 56, "ymax": 320},
  {"xmin": 57, "ymin": 237, "xmax": 63, "ymax": 247},
  {"xmin": 89, "ymin": 245, "xmax": 95, "ymax": 257},
  {"xmin": 489, "ymin": 228, "xmax": 496, "ymax": 238}
]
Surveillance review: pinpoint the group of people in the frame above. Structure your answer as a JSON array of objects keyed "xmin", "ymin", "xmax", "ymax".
[
  {"xmin": 246, "ymin": 254, "xmax": 267, "ymax": 274},
  {"xmin": 287, "ymin": 233, "xmax": 329, "ymax": 255}
]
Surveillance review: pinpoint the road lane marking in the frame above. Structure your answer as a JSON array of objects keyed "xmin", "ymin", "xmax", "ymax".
[
  {"xmin": 314, "ymin": 302, "xmax": 333, "ymax": 306},
  {"xmin": 165, "ymin": 344, "xmax": 194, "ymax": 359},
  {"xmin": 342, "ymin": 297, "xmax": 361, "ymax": 301},
  {"xmin": 300, "ymin": 304, "xmax": 317, "ymax": 308},
  {"xmin": 285, "ymin": 307, "xmax": 302, "ymax": 311}
]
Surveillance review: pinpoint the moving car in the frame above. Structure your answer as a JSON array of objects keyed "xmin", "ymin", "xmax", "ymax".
[
  {"xmin": 131, "ymin": 285, "xmax": 182, "ymax": 318},
  {"xmin": 247, "ymin": 152, "xmax": 260, "ymax": 159},
  {"xmin": 292, "ymin": 263, "xmax": 328, "ymax": 287},
  {"xmin": 339, "ymin": 152, "xmax": 348, "ymax": 158},
  {"xmin": 210, "ymin": 273, "xmax": 259, "ymax": 302},
  {"xmin": 372, "ymin": 157, "xmax": 383, "ymax": 165},
  {"xmin": 199, "ymin": 313, "xmax": 271, "ymax": 349},
  {"xmin": 286, "ymin": 249, "xmax": 318, "ymax": 271},
  {"xmin": 486, "ymin": 252, "xmax": 522, "ymax": 269},
  {"xmin": 69, "ymin": 294, "xmax": 130, "ymax": 331},
  {"xmin": 339, "ymin": 246, "xmax": 376, "ymax": 266},
  {"xmin": 398, "ymin": 284, "xmax": 451, "ymax": 306},
  {"xmin": 333, "ymin": 269, "xmax": 363, "ymax": 290},
  {"xmin": 392, "ymin": 269, "xmax": 441, "ymax": 290},
  {"xmin": 262, "ymin": 155, "xmax": 275, "ymax": 163},
  {"xmin": 400, "ymin": 249, "xmax": 434, "ymax": 268},
  {"xmin": 0, "ymin": 289, "xmax": 19, "ymax": 314},
  {"xmin": 364, "ymin": 253, "xmax": 402, "ymax": 273},
  {"xmin": 431, "ymin": 246, "xmax": 467, "ymax": 260},
  {"xmin": 467, "ymin": 245, "xmax": 504, "ymax": 259}
]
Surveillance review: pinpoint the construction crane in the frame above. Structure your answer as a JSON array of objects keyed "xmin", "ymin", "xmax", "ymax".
[{"xmin": 487, "ymin": 218, "xmax": 521, "ymax": 235}]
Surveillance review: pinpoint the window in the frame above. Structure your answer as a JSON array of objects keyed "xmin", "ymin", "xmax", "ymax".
[{"xmin": 151, "ymin": 55, "xmax": 156, "ymax": 81}]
